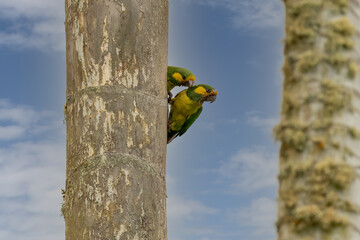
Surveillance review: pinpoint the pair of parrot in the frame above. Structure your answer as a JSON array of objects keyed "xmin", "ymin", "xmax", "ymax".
[{"xmin": 167, "ymin": 66, "xmax": 218, "ymax": 144}]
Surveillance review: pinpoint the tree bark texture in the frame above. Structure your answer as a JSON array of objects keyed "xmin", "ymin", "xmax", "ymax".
[
  {"xmin": 275, "ymin": 0, "xmax": 360, "ymax": 239},
  {"xmin": 64, "ymin": 0, "xmax": 168, "ymax": 239}
]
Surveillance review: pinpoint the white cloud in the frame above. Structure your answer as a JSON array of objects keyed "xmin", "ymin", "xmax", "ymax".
[
  {"xmin": 167, "ymin": 175, "xmax": 219, "ymax": 239},
  {"xmin": 246, "ymin": 111, "xmax": 278, "ymax": 130},
  {"xmin": 229, "ymin": 0, "xmax": 284, "ymax": 29},
  {"xmin": 167, "ymin": 194, "xmax": 219, "ymax": 221},
  {"xmin": 0, "ymin": 99, "xmax": 65, "ymax": 240},
  {"xmin": 167, "ymin": 194, "xmax": 218, "ymax": 239},
  {"xmin": 0, "ymin": 0, "xmax": 65, "ymax": 51},
  {"xmin": 0, "ymin": 0, "xmax": 63, "ymax": 19},
  {"xmin": 0, "ymin": 102, "xmax": 39, "ymax": 124},
  {"xmin": 167, "ymin": 176, "xmax": 219, "ymax": 221},
  {"xmin": 217, "ymin": 147, "xmax": 278, "ymax": 193},
  {"xmin": 189, "ymin": 0, "xmax": 284, "ymax": 29},
  {"xmin": 235, "ymin": 197, "xmax": 276, "ymax": 238},
  {"xmin": 0, "ymin": 100, "xmax": 59, "ymax": 140},
  {"xmin": 0, "ymin": 125, "xmax": 26, "ymax": 140}
]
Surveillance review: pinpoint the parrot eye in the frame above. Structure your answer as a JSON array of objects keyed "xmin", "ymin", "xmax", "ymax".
[
  {"xmin": 206, "ymin": 89, "xmax": 211, "ymax": 93},
  {"xmin": 182, "ymin": 76, "xmax": 186, "ymax": 80}
]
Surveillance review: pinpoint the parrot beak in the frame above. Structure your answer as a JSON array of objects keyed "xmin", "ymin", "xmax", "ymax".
[
  {"xmin": 182, "ymin": 75, "xmax": 196, "ymax": 87},
  {"xmin": 205, "ymin": 94, "xmax": 217, "ymax": 103},
  {"xmin": 181, "ymin": 80, "xmax": 195, "ymax": 87},
  {"xmin": 204, "ymin": 89, "xmax": 217, "ymax": 103},
  {"xmin": 209, "ymin": 95, "xmax": 217, "ymax": 103}
]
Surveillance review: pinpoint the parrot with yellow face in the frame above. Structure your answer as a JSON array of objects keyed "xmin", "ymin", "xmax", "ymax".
[
  {"xmin": 168, "ymin": 84, "xmax": 218, "ymax": 143},
  {"xmin": 167, "ymin": 66, "xmax": 196, "ymax": 100}
]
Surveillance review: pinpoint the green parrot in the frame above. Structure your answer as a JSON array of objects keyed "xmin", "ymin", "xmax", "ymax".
[
  {"xmin": 167, "ymin": 66, "xmax": 196, "ymax": 100},
  {"xmin": 168, "ymin": 84, "xmax": 218, "ymax": 143}
]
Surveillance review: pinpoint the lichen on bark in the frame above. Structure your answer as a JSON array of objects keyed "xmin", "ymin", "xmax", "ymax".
[{"xmin": 275, "ymin": 0, "xmax": 360, "ymax": 239}]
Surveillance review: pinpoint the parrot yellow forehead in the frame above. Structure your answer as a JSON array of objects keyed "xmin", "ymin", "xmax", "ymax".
[
  {"xmin": 172, "ymin": 72, "xmax": 196, "ymax": 82},
  {"xmin": 194, "ymin": 86, "xmax": 218, "ymax": 96},
  {"xmin": 172, "ymin": 72, "xmax": 183, "ymax": 82}
]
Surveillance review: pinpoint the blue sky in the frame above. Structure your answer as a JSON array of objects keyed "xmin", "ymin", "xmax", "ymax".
[{"xmin": 0, "ymin": 0, "xmax": 284, "ymax": 239}]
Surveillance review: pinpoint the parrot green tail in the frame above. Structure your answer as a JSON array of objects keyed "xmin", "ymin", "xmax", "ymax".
[{"xmin": 167, "ymin": 130, "xmax": 179, "ymax": 144}]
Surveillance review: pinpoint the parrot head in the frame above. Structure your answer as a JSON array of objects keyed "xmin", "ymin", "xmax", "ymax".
[
  {"xmin": 169, "ymin": 67, "xmax": 196, "ymax": 87},
  {"xmin": 188, "ymin": 84, "xmax": 218, "ymax": 103}
]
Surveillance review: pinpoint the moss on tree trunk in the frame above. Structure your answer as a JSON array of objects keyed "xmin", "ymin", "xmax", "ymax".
[{"xmin": 276, "ymin": 0, "xmax": 360, "ymax": 239}]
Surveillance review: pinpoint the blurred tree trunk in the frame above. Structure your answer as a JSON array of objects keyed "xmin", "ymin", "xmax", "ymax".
[
  {"xmin": 63, "ymin": 0, "xmax": 168, "ymax": 239},
  {"xmin": 275, "ymin": 0, "xmax": 360, "ymax": 239}
]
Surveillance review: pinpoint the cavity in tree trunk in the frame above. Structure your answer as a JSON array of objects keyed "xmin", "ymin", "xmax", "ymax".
[
  {"xmin": 63, "ymin": 0, "xmax": 168, "ymax": 239},
  {"xmin": 275, "ymin": 0, "xmax": 360, "ymax": 239}
]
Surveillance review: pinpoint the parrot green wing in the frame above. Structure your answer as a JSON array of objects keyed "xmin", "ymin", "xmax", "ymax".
[
  {"xmin": 179, "ymin": 106, "xmax": 203, "ymax": 136},
  {"xmin": 167, "ymin": 106, "xmax": 203, "ymax": 144}
]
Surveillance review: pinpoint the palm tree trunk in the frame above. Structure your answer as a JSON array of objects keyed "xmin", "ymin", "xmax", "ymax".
[
  {"xmin": 275, "ymin": 0, "xmax": 360, "ymax": 239},
  {"xmin": 63, "ymin": 0, "xmax": 168, "ymax": 239}
]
